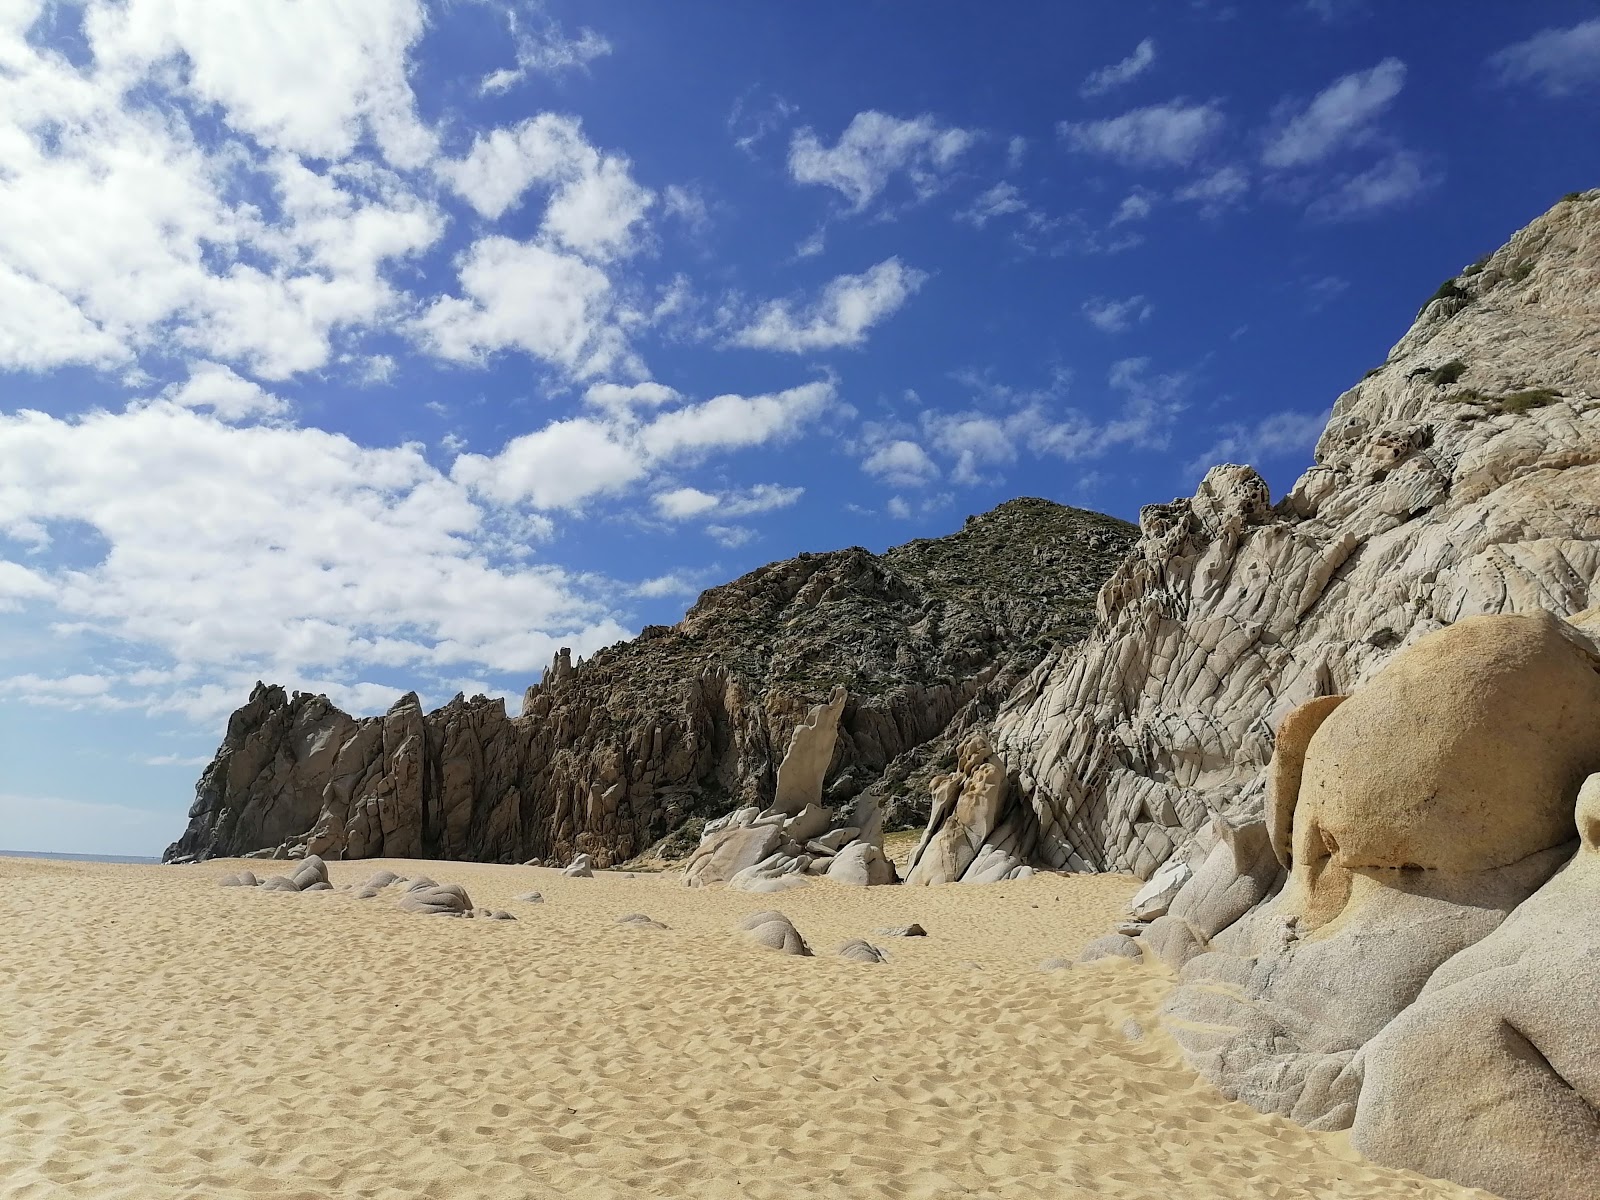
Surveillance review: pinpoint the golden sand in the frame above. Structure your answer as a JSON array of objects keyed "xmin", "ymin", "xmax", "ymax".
[{"xmin": 0, "ymin": 855, "xmax": 1493, "ymax": 1199}]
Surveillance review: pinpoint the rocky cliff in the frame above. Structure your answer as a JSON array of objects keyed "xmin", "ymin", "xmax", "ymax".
[
  {"xmin": 991, "ymin": 189, "xmax": 1600, "ymax": 881},
  {"xmin": 164, "ymin": 498, "xmax": 1135, "ymax": 865}
]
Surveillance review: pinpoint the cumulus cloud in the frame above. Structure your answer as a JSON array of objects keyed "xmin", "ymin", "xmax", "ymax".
[
  {"xmin": 1061, "ymin": 100, "xmax": 1225, "ymax": 168},
  {"xmin": 161, "ymin": 363, "xmax": 287, "ymax": 422},
  {"xmin": 0, "ymin": 10, "xmax": 446, "ymax": 380},
  {"xmin": 788, "ymin": 111, "xmax": 975, "ymax": 210},
  {"xmin": 1262, "ymin": 59, "xmax": 1406, "ymax": 169},
  {"xmin": 413, "ymin": 237, "xmax": 637, "ymax": 378},
  {"xmin": 452, "ymin": 381, "xmax": 835, "ymax": 510},
  {"xmin": 0, "ymin": 403, "xmax": 633, "ymax": 713},
  {"xmin": 862, "ymin": 440, "xmax": 940, "ymax": 488},
  {"xmin": 633, "ymin": 573, "xmax": 700, "ymax": 599},
  {"xmin": 438, "ymin": 115, "xmax": 653, "ymax": 257},
  {"xmin": 729, "ymin": 259, "xmax": 927, "ymax": 353},
  {"xmin": 639, "ymin": 382, "xmax": 836, "ymax": 458},
  {"xmin": 1082, "ymin": 295, "xmax": 1153, "ymax": 333},
  {"xmin": 1489, "ymin": 19, "xmax": 1600, "ymax": 97},
  {"xmin": 1081, "ymin": 39, "xmax": 1157, "ymax": 97}
]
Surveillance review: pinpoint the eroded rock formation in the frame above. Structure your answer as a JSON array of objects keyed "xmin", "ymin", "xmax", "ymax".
[
  {"xmin": 165, "ymin": 499, "xmax": 1134, "ymax": 865},
  {"xmin": 991, "ymin": 190, "xmax": 1600, "ymax": 880},
  {"xmin": 1132, "ymin": 609, "xmax": 1600, "ymax": 1197}
]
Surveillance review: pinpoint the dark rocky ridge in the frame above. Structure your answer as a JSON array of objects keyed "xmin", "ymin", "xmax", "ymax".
[{"xmin": 164, "ymin": 497, "xmax": 1135, "ymax": 865}]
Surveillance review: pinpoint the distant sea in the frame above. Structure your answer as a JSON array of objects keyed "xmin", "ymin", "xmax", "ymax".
[{"xmin": 1, "ymin": 850, "xmax": 162, "ymax": 864}]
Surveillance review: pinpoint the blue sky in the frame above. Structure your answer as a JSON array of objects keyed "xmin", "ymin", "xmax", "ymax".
[{"xmin": 2, "ymin": 0, "xmax": 1596, "ymax": 856}]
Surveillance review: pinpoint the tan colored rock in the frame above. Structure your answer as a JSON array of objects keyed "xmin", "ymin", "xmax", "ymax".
[
  {"xmin": 772, "ymin": 687, "xmax": 848, "ymax": 816},
  {"xmin": 1350, "ymin": 774, "xmax": 1600, "ymax": 1199},
  {"xmin": 992, "ymin": 193, "xmax": 1600, "ymax": 882},
  {"xmin": 682, "ymin": 823, "xmax": 783, "ymax": 888},
  {"xmin": 780, "ymin": 803, "xmax": 832, "ymax": 844},
  {"xmin": 1157, "ymin": 612, "xmax": 1600, "ymax": 1131},
  {"xmin": 823, "ymin": 841, "xmax": 896, "ymax": 886},
  {"xmin": 396, "ymin": 882, "xmax": 473, "ymax": 915},
  {"xmin": 903, "ymin": 734, "xmax": 1035, "ymax": 885},
  {"xmin": 1266, "ymin": 695, "xmax": 1345, "ymax": 869},
  {"xmin": 835, "ymin": 939, "xmax": 887, "ymax": 964},
  {"xmin": 1288, "ymin": 612, "xmax": 1600, "ymax": 925},
  {"xmin": 735, "ymin": 910, "xmax": 811, "ymax": 956}
]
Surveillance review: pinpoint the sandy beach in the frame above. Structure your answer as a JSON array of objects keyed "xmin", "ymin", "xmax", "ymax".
[{"xmin": 0, "ymin": 855, "xmax": 1493, "ymax": 1200}]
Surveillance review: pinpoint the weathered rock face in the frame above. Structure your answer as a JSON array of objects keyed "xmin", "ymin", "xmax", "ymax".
[
  {"xmin": 993, "ymin": 190, "xmax": 1600, "ymax": 881},
  {"xmin": 165, "ymin": 498, "xmax": 1134, "ymax": 865},
  {"xmin": 903, "ymin": 734, "xmax": 1037, "ymax": 885},
  {"xmin": 1143, "ymin": 610, "xmax": 1600, "ymax": 1196}
]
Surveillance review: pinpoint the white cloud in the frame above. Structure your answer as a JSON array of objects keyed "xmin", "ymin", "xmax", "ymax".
[
  {"xmin": 452, "ymin": 417, "xmax": 646, "ymax": 510},
  {"xmin": 886, "ymin": 496, "xmax": 912, "ymax": 519},
  {"xmin": 957, "ymin": 183, "xmax": 1029, "ymax": 228},
  {"xmin": 1175, "ymin": 166, "xmax": 1251, "ymax": 214},
  {"xmin": 919, "ymin": 360, "xmax": 1188, "ymax": 486},
  {"xmin": 1061, "ymin": 100, "xmax": 1225, "ymax": 168},
  {"xmin": 653, "ymin": 483, "xmax": 803, "ymax": 521},
  {"xmin": 0, "ymin": 673, "xmax": 115, "ymax": 705},
  {"xmin": 1490, "ymin": 19, "xmax": 1600, "ymax": 98},
  {"xmin": 1006, "ymin": 137, "xmax": 1028, "ymax": 170},
  {"xmin": 85, "ymin": 0, "xmax": 437, "ymax": 167},
  {"xmin": 1307, "ymin": 151, "xmax": 1434, "ymax": 221},
  {"xmin": 451, "ymin": 382, "xmax": 835, "ymax": 510},
  {"xmin": 438, "ymin": 115, "xmax": 653, "ymax": 259},
  {"xmin": 662, "ymin": 184, "xmax": 711, "ymax": 233},
  {"xmin": 862, "ymin": 440, "xmax": 940, "ymax": 488},
  {"xmin": 478, "ymin": 17, "xmax": 611, "ymax": 95},
  {"xmin": 162, "ymin": 362, "xmax": 287, "ymax": 422},
  {"xmin": 1082, "ymin": 295, "xmax": 1153, "ymax": 333},
  {"xmin": 438, "ymin": 115, "xmax": 590, "ymax": 220},
  {"xmin": 0, "ymin": 561, "xmax": 55, "ymax": 610},
  {"xmin": 1111, "ymin": 191, "xmax": 1156, "ymax": 225},
  {"xmin": 1262, "ymin": 59, "xmax": 1406, "ymax": 169},
  {"xmin": 0, "ymin": 404, "xmax": 636, "ymax": 703},
  {"xmin": 413, "ymin": 236, "xmax": 637, "ymax": 377},
  {"xmin": 583, "ymin": 381, "xmax": 682, "ymax": 416},
  {"xmin": 1081, "ymin": 39, "xmax": 1157, "ymax": 97},
  {"xmin": 639, "ymin": 382, "xmax": 837, "ymax": 458},
  {"xmin": 634, "ymin": 573, "xmax": 699, "ymax": 599},
  {"xmin": 788, "ymin": 111, "xmax": 976, "ymax": 210},
  {"xmin": 730, "ymin": 259, "xmax": 927, "ymax": 352},
  {"xmin": 0, "ymin": 3, "xmax": 445, "ymax": 380},
  {"xmin": 705, "ymin": 524, "xmax": 755, "ymax": 548},
  {"xmin": 1187, "ymin": 409, "xmax": 1328, "ymax": 475},
  {"xmin": 794, "ymin": 227, "xmax": 828, "ymax": 259},
  {"xmin": 652, "ymin": 487, "xmax": 720, "ymax": 520}
]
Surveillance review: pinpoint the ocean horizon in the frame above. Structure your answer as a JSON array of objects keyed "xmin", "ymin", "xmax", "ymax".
[{"xmin": 2, "ymin": 850, "xmax": 162, "ymax": 865}]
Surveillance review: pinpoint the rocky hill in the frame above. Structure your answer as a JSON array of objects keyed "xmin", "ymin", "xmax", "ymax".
[
  {"xmin": 164, "ymin": 498, "xmax": 1135, "ymax": 865},
  {"xmin": 986, "ymin": 188, "xmax": 1600, "ymax": 882}
]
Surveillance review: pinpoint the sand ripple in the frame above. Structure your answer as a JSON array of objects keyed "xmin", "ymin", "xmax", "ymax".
[{"xmin": 0, "ymin": 856, "xmax": 1495, "ymax": 1199}]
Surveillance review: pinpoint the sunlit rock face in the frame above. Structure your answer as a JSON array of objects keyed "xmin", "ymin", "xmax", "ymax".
[
  {"xmin": 165, "ymin": 497, "xmax": 1135, "ymax": 866},
  {"xmin": 992, "ymin": 190, "xmax": 1600, "ymax": 881}
]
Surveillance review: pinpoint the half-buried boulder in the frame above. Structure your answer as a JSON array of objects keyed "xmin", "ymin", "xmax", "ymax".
[
  {"xmin": 736, "ymin": 910, "xmax": 811, "ymax": 956},
  {"xmin": 397, "ymin": 882, "xmax": 474, "ymax": 916}
]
